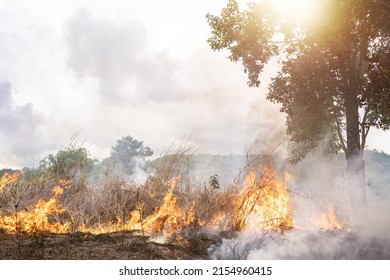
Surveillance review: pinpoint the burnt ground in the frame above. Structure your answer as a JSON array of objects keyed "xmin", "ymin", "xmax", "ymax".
[
  {"xmin": 1, "ymin": 230, "xmax": 389, "ymax": 260},
  {"xmin": 0, "ymin": 231, "xmax": 218, "ymax": 260},
  {"xmin": 209, "ymin": 230, "xmax": 390, "ymax": 260}
]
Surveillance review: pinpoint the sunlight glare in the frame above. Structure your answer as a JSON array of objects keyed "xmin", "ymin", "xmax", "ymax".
[{"xmin": 272, "ymin": 0, "xmax": 313, "ymax": 19}]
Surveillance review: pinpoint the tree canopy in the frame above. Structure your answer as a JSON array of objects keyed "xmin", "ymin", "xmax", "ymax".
[
  {"xmin": 110, "ymin": 135, "xmax": 153, "ymax": 171},
  {"xmin": 39, "ymin": 146, "xmax": 96, "ymax": 179},
  {"xmin": 207, "ymin": 0, "xmax": 390, "ymax": 163},
  {"xmin": 207, "ymin": 0, "xmax": 390, "ymax": 224}
]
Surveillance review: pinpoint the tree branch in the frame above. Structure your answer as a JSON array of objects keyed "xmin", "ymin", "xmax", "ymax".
[{"xmin": 360, "ymin": 107, "xmax": 370, "ymax": 152}]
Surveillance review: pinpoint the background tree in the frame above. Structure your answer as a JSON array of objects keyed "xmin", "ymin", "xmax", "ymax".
[
  {"xmin": 110, "ymin": 135, "xmax": 153, "ymax": 173},
  {"xmin": 0, "ymin": 168, "xmax": 18, "ymax": 178},
  {"xmin": 40, "ymin": 146, "xmax": 96, "ymax": 179},
  {"xmin": 207, "ymin": 0, "xmax": 390, "ymax": 226}
]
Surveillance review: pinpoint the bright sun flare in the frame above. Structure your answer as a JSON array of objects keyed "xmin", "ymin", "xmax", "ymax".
[{"xmin": 272, "ymin": 0, "xmax": 313, "ymax": 19}]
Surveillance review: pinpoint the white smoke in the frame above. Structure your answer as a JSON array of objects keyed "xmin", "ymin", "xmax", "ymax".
[
  {"xmin": 208, "ymin": 150, "xmax": 390, "ymax": 260},
  {"xmin": 130, "ymin": 157, "xmax": 150, "ymax": 185}
]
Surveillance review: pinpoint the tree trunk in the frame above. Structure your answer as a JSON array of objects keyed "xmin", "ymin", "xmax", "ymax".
[
  {"xmin": 344, "ymin": 82, "xmax": 368, "ymax": 229},
  {"xmin": 345, "ymin": 150, "xmax": 368, "ymax": 229}
]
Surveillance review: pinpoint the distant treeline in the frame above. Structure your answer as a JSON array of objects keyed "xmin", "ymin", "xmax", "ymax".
[
  {"xmin": 0, "ymin": 169, "xmax": 19, "ymax": 178},
  {"xmin": 2, "ymin": 148, "xmax": 390, "ymax": 195}
]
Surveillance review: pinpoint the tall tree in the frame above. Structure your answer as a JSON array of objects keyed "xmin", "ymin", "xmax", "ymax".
[
  {"xmin": 207, "ymin": 0, "xmax": 390, "ymax": 226},
  {"xmin": 110, "ymin": 135, "xmax": 153, "ymax": 173}
]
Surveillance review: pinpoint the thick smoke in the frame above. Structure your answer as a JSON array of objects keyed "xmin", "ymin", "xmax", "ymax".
[
  {"xmin": 210, "ymin": 230, "xmax": 390, "ymax": 260},
  {"xmin": 208, "ymin": 150, "xmax": 390, "ymax": 259}
]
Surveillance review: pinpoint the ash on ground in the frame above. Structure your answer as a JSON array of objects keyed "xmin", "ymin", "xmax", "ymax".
[{"xmin": 208, "ymin": 230, "xmax": 390, "ymax": 260}]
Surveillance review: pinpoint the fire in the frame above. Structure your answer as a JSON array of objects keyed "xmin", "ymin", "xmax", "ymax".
[
  {"xmin": 2, "ymin": 165, "xmax": 348, "ymax": 241},
  {"xmin": 316, "ymin": 205, "xmax": 343, "ymax": 231},
  {"xmin": 135, "ymin": 176, "xmax": 197, "ymax": 239},
  {"xmin": 77, "ymin": 176, "xmax": 198, "ymax": 240},
  {"xmin": 232, "ymin": 166, "xmax": 293, "ymax": 232},
  {"xmin": 208, "ymin": 212, "xmax": 231, "ymax": 232},
  {"xmin": 0, "ymin": 181, "xmax": 71, "ymax": 234},
  {"xmin": 0, "ymin": 176, "xmax": 198, "ymax": 239},
  {"xmin": 77, "ymin": 210, "xmax": 141, "ymax": 235},
  {"xmin": 0, "ymin": 172, "xmax": 21, "ymax": 192},
  {"xmin": 0, "ymin": 167, "xmax": 296, "ymax": 239}
]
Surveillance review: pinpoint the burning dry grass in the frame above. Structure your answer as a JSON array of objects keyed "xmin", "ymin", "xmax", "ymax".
[
  {"xmin": 232, "ymin": 166, "xmax": 293, "ymax": 232},
  {"xmin": 0, "ymin": 158, "xmax": 359, "ymax": 259},
  {"xmin": 0, "ymin": 182, "xmax": 71, "ymax": 235},
  {"xmin": 316, "ymin": 205, "xmax": 344, "ymax": 231},
  {"xmin": 0, "ymin": 172, "xmax": 22, "ymax": 193},
  {"xmin": 0, "ymin": 173, "xmax": 205, "ymax": 239},
  {"xmin": 0, "ymin": 166, "xmax": 295, "ymax": 239}
]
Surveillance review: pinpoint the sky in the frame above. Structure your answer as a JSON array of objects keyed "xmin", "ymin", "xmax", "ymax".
[{"xmin": 0, "ymin": 0, "xmax": 389, "ymax": 168}]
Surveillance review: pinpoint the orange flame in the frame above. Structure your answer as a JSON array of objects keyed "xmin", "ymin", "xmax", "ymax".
[
  {"xmin": 137, "ymin": 176, "xmax": 197, "ymax": 239},
  {"xmin": 0, "ymin": 172, "xmax": 21, "ymax": 192},
  {"xmin": 77, "ymin": 209, "xmax": 141, "ymax": 235},
  {"xmin": 77, "ymin": 176, "xmax": 198, "ymax": 239},
  {"xmin": 208, "ymin": 212, "xmax": 231, "ymax": 232},
  {"xmin": 0, "ymin": 176, "xmax": 198, "ymax": 238},
  {"xmin": 0, "ymin": 181, "xmax": 71, "ymax": 234},
  {"xmin": 0, "ymin": 167, "xmax": 296, "ymax": 238},
  {"xmin": 316, "ymin": 205, "xmax": 343, "ymax": 231},
  {"xmin": 232, "ymin": 166, "xmax": 293, "ymax": 232}
]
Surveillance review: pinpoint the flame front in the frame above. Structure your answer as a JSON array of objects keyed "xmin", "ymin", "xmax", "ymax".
[
  {"xmin": 0, "ymin": 182, "xmax": 71, "ymax": 234},
  {"xmin": 137, "ymin": 176, "xmax": 197, "ymax": 239},
  {"xmin": 0, "ymin": 172, "xmax": 21, "ymax": 193},
  {"xmin": 0, "ymin": 168, "xmax": 295, "ymax": 238},
  {"xmin": 78, "ymin": 176, "xmax": 198, "ymax": 239},
  {"xmin": 232, "ymin": 166, "xmax": 293, "ymax": 232}
]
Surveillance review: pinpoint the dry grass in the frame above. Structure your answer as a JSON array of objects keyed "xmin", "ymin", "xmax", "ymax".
[
  {"xmin": 0, "ymin": 144, "xmax": 292, "ymax": 259},
  {"xmin": 0, "ymin": 145, "xmax": 229, "ymax": 259},
  {"xmin": 0, "ymin": 144, "xmax": 240, "ymax": 238}
]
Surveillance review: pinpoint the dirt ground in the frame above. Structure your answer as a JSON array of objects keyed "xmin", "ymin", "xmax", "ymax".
[
  {"xmin": 0, "ymin": 231, "xmax": 218, "ymax": 260},
  {"xmin": 1, "ymin": 230, "xmax": 389, "ymax": 260}
]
